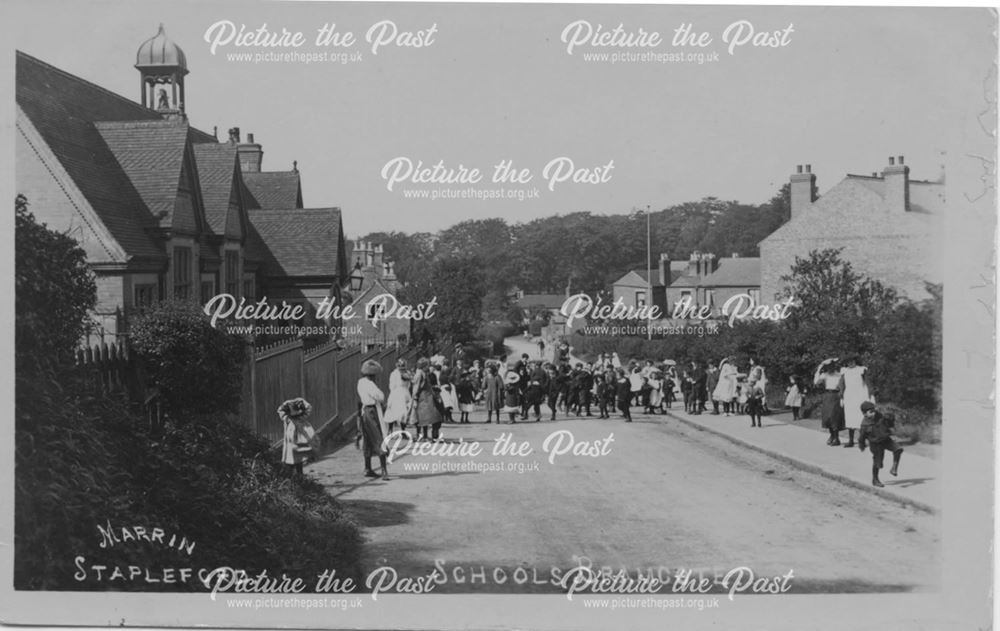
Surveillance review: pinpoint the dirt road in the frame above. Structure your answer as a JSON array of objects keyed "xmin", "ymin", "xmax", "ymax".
[{"xmin": 309, "ymin": 408, "xmax": 939, "ymax": 594}]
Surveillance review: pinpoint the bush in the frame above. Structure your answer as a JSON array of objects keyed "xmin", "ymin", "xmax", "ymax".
[
  {"xmin": 15, "ymin": 369, "xmax": 363, "ymax": 590},
  {"xmin": 476, "ymin": 321, "xmax": 517, "ymax": 355},
  {"xmin": 129, "ymin": 301, "xmax": 246, "ymax": 415},
  {"xmin": 15, "ymin": 194, "xmax": 95, "ymax": 366}
]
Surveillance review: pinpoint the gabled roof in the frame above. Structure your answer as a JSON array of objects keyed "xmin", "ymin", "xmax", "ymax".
[
  {"xmin": 614, "ymin": 269, "xmax": 664, "ymax": 287},
  {"xmin": 349, "ymin": 276, "xmax": 395, "ymax": 308},
  {"xmin": 243, "ymin": 171, "xmax": 303, "ymax": 209},
  {"xmin": 702, "ymin": 258, "xmax": 760, "ymax": 287},
  {"xmin": 249, "ymin": 208, "xmax": 343, "ymax": 278},
  {"xmin": 16, "ymin": 51, "xmax": 165, "ymax": 260},
  {"xmin": 760, "ymin": 175, "xmax": 944, "ymax": 246},
  {"xmin": 515, "ymin": 294, "xmax": 568, "ymax": 310},
  {"xmin": 94, "ymin": 119, "xmax": 189, "ymax": 228},
  {"xmin": 192, "ymin": 142, "xmax": 240, "ymax": 235}
]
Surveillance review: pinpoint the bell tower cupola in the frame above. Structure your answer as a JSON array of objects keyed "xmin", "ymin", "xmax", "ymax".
[{"xmin": 135, "ymin": 24, "xmax": 189, "ymax": 114}]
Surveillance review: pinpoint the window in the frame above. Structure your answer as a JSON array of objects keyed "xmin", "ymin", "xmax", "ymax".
[
  {"xmin": 243, "ymin": 279, "xmax": 255, "ymax": 300},
  {"xmin": 173, "ymin": 246, "xmax": 192, "ymax": 300},
  {"xmin": 635, "ymin": 291, "xmax": 646, "ymax": 308},
  {"xmin": 366, "ymin": 300, "xmax": 387, "ymax": 321},
  {"xmin": 748, "ymin": 289, "xmax": 760, "ymax": 306},
  {"xmin": 706, "ymin": 290, "xmax": 715, "ymax": 307},
  {"xmin": 134, "ymin": 283, "xmax": 157, "ymax": 308},
  {"xmin": 225, "ymin": 251, "xmax": 239, "ymax": 296}
]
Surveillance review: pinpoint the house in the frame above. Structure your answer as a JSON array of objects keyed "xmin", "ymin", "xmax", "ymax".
[
  {"xmin": 16, "ymin": 26, "xmax": 349, "ymax": 344},
  {"xmin": 663, "ymin": 252, "xmax": 761, "ymax": 316},
  {"xmin": 759, "ymin": 158, "xmax": 944, "ymax": 301},
  {"xmin": 611, "ymin": 254, "xmax": 687, "ymax": 312},
  {"xmin": 342, "ymin": 240, "xmax": 410, "ymax": 348}
]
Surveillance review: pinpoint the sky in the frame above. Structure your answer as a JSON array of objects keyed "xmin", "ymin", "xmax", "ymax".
[{"xmin": 9, "ymin": 1, "xmax": 994, "ymax": 238}]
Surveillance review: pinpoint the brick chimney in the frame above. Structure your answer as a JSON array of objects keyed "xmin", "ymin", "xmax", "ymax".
[
  {"xmin": 372, "ymin": 244, "xmax": 384, "ymax": 273},
  {"xmin": 658, "ymin": 253, "xmax": 670, "ymax": 286},
  {"xmin": 238, "ymin": 131, "xmax": 264, "ymax": 173},
  {"xmin": 882, "ymin": 155, "xmax": 909, "ymax": 211},
  {"xmin": 790, "ymin": 164, "xmax": 816, "ymax": 220}
]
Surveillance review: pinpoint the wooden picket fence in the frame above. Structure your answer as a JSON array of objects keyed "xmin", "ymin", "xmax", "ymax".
[
  {"xmin": 75, "ymin": 340, "xmax": 163, "ymax": 430},
  {"xmin": 76, "ymin": 338, "xmax": 419, "ymax": 443},
  {"xmin": 240, "ymin": 339, "xmax": 419, "ymax": 445}
]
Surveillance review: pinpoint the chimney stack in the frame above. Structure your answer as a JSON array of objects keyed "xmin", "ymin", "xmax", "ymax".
[
  {"xmin": 237, "ymin": 131, "xmax": 264, "ymax": 173},
  {"xmin": 790, "ymin": 163, "xmax": 816, "ymax": 220},
  {"xmin": 658, "ymin": 253, "xmax": 670, "ymax": 287},
  {"xmin": 882, "ymin": 154, "xmax": 910, "ymax": 211}
]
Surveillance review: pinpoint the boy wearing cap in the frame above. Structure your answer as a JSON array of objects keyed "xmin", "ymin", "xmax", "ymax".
[{"xmin": 857, "ymin": 401, "xmax": 903, "ymax": 488}]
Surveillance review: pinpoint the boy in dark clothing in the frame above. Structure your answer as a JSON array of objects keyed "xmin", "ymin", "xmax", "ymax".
[
  {"xmin": 577, "ymin": 366, "xmax": 594, "ymax": 417},
  {"xmin": 595, "ymin": 375, "xmax": 611, "ymax": 418},
  {"xmin": 615, "ymin": 370, "xmax": 633, "ymax": 422},
  {"xmin": 857, "ymin": 401, "xmax": 903, "ymax": 488}
]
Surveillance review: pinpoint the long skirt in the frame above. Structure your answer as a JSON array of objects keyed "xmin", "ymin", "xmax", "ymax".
[
  {"xmin": 820, "ymin": 391, "xmax": 845, "ymax": 431},
  {"xmin": 384, "ymin": 386, "xmax": 411, "ymax": 426},
  {"xmin": 360, "ymin": 406, "xmax": 387, "ymax": 458},
  {"xmin": 411, "ymin": 389, "xmax": 442, "ymax": 427}
]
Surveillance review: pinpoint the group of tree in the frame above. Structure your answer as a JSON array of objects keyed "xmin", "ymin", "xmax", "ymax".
[{"xmin": 362, "ymin": 186, "xmax": 792, "ymax": 343}]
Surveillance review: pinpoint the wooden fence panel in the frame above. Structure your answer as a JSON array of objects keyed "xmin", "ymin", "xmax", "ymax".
[
  {"xmin": 303, "ymin": 342, "xmax": 339, "ymax": 430},
  {"xmin": 253, "ymin": 340, "xmax": 304, "ymax": 443}
]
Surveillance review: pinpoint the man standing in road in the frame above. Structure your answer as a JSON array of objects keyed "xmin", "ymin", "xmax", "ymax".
[{"xmin": 857, "ymin": 401, "xmax": 903, "ymax": 488}]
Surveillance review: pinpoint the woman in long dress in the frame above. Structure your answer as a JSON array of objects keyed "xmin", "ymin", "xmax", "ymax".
[
  {"xmin": 839, "ymin": 355, "xmax": 872, "ymax": 448},
  {"xmin": 712, "ymin": 358, "xmax": 739, "ymax": 416},
  {"xmin": 383, "ymin": 358, "xmax": 411, "ymax": 434},
  {"xmin": 814, "ymin": 358, "xmax": 845, "ymax": 446},
  {"xmin": 409, "ymin": 357, "xmax": 443, "ymax": 442},
  {"xmin": 357, "ymin": 359, "xmax": 390, "ymax": 480}
]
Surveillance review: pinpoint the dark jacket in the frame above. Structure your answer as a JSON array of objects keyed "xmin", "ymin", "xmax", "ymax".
[{"xmin": 859, "ymin": 411, "xmax": 895, "ymax": 448}]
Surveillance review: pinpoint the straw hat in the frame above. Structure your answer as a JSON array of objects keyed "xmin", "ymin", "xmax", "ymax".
[
  {"xmin": 361, "ymin": 359, "xmax": 382, "ymax": 376},
  {"xmin": 504, "ymin": 371, "xmax": 520, "ymax": 385}
]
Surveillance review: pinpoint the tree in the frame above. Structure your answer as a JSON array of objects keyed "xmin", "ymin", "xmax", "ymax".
[
  {"xmin": 779, "ymin": 248, "xmax": 898, "ymax": 326},
  {"xmin": 15, "ymin": 194, "xmax": 96, "ymax": 366},
  {"xmin": 404, "ymin": 256, "xmax": 484, "ymax": 345},
  {"xmin": 128, "ymin": 301, "xmax": 246, "ymax": 415}
]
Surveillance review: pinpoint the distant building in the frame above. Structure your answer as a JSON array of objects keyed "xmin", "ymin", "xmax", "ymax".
[
  {"xmin": 16, "ymin": 26, "xmax": 349, "ymax": 344},
  {"xmin": 759, "ymin": 157, "xmax": 944, "ymax": 301},
  {"xmin": 343, "ymin": 240, "xmax": 409, "ymax": 348},
  {"xmin": 611, "ymin": 252, "xmax": 759, "ymax": 317},
  {"xmin": 664, "ymin": 253, "xmax": 761, "ymax": 316}
]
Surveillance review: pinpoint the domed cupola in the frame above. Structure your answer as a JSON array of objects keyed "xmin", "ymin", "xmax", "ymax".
[{"xmin": 135, "ymin": 24, "xmax": 188, "ymax": 113}]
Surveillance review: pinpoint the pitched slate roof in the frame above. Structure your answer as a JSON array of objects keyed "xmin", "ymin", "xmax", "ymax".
[
  {"xmin": 249, "ymin": 208, "xmax": 343, "ymax": 277},
  {"xmin": 702, "ymin": 258, "xmax": 760, "ymax": 287},
  {"xmin": 94, "ymin": 120, "xmax": 189, "ymax": 228},
  {"xmin": 192, "ymin": 143, "xmax": 239, "ymax": 235},
  {"xmin": 243, "ymin": 171, "xmax": 303, "ymax": 209},
  {"xmin": 16, "ymin": 51, "xmax": 165, "ymax": 260},
  {"xmin": 760, "ymin": 176, "xmax": 944, "ymax": 245}
]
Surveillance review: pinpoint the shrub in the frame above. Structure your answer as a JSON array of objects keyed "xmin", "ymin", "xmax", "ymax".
[
  {"xmin": 15, "ymin": 372, "xmax": 363, "ymax": 590},
  {"xmin": 15, "ymin": 194, "xmax": 95, "ymax": 366},
  {"xmin": 129, "ymin": 301, "xmax": 247, "ymax": 415}
]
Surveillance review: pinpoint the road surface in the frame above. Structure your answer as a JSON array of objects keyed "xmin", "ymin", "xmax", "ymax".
[{"xmin": 308, "ymin": 407, "xmax": 939, "ymax": 594}]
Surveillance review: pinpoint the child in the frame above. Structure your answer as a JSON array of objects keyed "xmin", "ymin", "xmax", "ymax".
[
  {"xmin": 746, "ymin": 381, "xmax": 765, "ymax": 428},
  {"xmin": 647, "ymin": 371, "xmax": 663, "ymax": 414},
  {"xmin": 736, "ymin": 377, "xmax": 749, "ymax": 415},
  {"xmin": 279, "ymin": 397, "xmax": 315, "ymax": 476},
  {"xmin": 615, "ymin": 369, "xmax": 633, "ymax": 422},
  {"xmin": 502, "ymin": 371, "xmax": 522, "ymax": 424},
  {"xmin": 784, "ymin": 376, "xmax": 803, "ymax": 421},
  {"xmin": 858, "ymin": 401, "xmax": 903, "ymax": 487},
  {"xmin": 456, "ymin": 371, "xmax": 475, "ymax": 424},
  {"xmin": 595, "ymin": 374, "xmax": 610, "ymax": 419}
]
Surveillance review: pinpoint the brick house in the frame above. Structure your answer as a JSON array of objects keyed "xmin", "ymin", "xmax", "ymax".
[
  {"xmin": 16, "ymin": 26, "xmax": 349, "ymax": 344},
  {"xmin": 610, "ymin": 254, "xmax": 687, "ymax": 312},
  {"xmin": 664, "ymin": 253, "xmax": 761, "ymax": 316},
  {"xmin": 342, "ymin": 240, "xmax": 410, "ymax": 348},
  {"xmin": 759, "ymin": 157, "xmax": 945, "ymax": 301}
]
